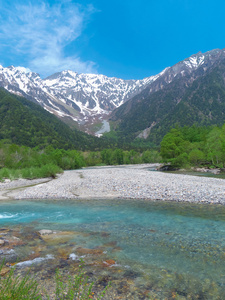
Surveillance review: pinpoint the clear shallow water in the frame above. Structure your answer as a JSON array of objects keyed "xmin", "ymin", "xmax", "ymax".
[{"xmin": 1, "ymin": 199, "xmax": 225, "ymax": 298}]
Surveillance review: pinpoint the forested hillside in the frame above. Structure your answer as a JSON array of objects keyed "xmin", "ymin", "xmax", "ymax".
[{"xmin": 0, "ymin": 88, "xmax": 108, "ymax": 150}]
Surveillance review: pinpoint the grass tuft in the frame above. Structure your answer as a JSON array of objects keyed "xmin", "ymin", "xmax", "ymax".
[
  {"xmin": 0, "ymin": 260, "xmax": 110, "ymax": 300},
  {"xmin": 0, "ymin": 260, "xmax": 41, "ymax": 300}
]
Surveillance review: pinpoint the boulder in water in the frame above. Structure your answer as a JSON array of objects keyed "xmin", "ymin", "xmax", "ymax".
[
  {"xmin": 38, "ymin": 229, "xmax": 53, "ymax": 236},
  {"xmin": 0, "ymin": 239, "xmax": 5, "ymax": 247}
]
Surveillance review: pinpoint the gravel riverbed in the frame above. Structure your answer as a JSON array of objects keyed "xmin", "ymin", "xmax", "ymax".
[{"xmin": 1, "ymin": 164, "xmax": 225, "ymax": 204}]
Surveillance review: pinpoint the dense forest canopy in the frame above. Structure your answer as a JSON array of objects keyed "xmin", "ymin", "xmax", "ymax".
[
  {"xmin": 160, "ymin": 124, "xmax": 225, "ymax": 168},
  {"xmin": 0, "ymin": 88, "xmax": 114, "ymax": 151}
]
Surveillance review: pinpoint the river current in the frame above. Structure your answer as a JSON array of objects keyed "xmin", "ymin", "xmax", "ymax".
[{"xmin": 1, "ymin": 199, "xmax": 225, "ymax": 299}]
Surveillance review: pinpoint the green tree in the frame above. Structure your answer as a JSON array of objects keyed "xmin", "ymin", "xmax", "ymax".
[
  {"xmin": 110, "ymin": 149, "xmax": 124, "ymax": 165},
  {"xmin": 142, "ymin": 150, "xmax": 161, "ymax": 163},
  {"xmin": 220, "ymin": 123, "xmax": 225, "ymax": 167},
  {"xmin": 101, "ymin": 149, "xmax": 113, "ymax": 165},
  {"xmin": 188, "ymin": 149, "xmax": 205, "ymax": 165},
  {"xmin": 206, "ymin": 127, "xmax": 222, "ymax": 166},
  {"xmin": 160, "ymin": 128, "xmax": 189, "ymax": 167}
]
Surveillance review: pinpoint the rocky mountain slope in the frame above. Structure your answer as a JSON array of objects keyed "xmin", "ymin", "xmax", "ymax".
[
  {"xmin": 109, "ymin": 49, "xmax": 225, "ymax": 144},
  {"xmin": 1, "ymin": 48, "xmax": 225, "ymax": 137},
  {"xmin": 0, "ymin": 66, "xmax": 163, "ymax": 132}
]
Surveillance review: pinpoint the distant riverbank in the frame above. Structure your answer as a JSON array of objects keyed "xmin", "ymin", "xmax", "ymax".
[{"xmin": 1, "ymin": 164, "xmax": 225, "ymax": 204}]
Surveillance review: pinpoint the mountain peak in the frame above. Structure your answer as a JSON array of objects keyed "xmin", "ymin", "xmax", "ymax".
[
  {"xmin": 61, "ymin": 70, "xmax": 78, "ymax": 77},
  {"xmin": 0, "ymin": 48, "xmax": 225, "ymax": 135},
  {"xmin": 109, "ymin": 48, "xmax": 225, "ymax": 144},
  {"xmin": 15, "ymin": 66, "xmax": 32, "ymax": 74}
]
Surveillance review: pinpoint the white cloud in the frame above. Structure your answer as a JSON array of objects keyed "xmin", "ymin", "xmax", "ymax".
[
  {"xmin": 0, "ymin": 1, "xmax": 97, "ymax": 77},
  {"xmin": 16, "ymin": 67, "xmax": 32, "ymax": 73}
]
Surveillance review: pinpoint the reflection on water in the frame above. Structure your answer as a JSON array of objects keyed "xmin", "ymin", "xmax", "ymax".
[{"xmin": 1, "ymin": 199, "xmax": 225, "ymax": 298}]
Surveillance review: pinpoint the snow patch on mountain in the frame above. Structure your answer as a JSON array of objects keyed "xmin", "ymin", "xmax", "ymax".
[
  {"xmin": 0, "ymin": 49, "xmax": 224, "ymax": 134},
  {"xmin": 184, "ymin": 54, "xmax": 205, "ymax": 69}
]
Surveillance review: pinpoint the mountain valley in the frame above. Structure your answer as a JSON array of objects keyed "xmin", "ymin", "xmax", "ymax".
[{"xmin": 1, "ymin": 48, "xmax": 225, "ymax": 144}]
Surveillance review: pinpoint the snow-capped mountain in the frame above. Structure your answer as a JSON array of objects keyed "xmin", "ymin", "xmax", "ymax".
[
  {"xmin": 0, "ymin": 65, "xmax": 161, "ymax": 129},
  {"xmin": 0, "ymin": 48, "xmax": 224, "ymax": 134},
  {"xmin": 138, "ymin": 49, "xmax": 225, "ymax": 97},
  {"xmin": 109, "ymin": 48, "xmax": 225, "ymax": 142},
  {"xmin": 42, "ymin": 70, "xmax": 162, "ymax": 118}
]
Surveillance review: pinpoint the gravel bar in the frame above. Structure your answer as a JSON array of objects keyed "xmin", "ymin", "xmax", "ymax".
[{"xmin": 2, "ymin": 164, "xmax": 225, "ymax": 204}]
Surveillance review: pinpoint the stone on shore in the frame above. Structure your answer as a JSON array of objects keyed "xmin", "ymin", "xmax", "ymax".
[{"xmin": 2, "ymin": 163, "xmax": 225, "ymax": 205}]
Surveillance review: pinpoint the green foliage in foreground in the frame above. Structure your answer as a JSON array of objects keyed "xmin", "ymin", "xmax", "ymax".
[
  {"xmin": 0, "ymin": 142, "xmax": 85, "ymax": 180},
  {"xmin": 0, "ymin": 262, "xmax": 40, "ymax": 300},
  {"xmin": 160, "ymin": 124, "xmax": 225, "ymax": 168},
  {"xmin": 0, "ymin": 164, "xmax": 63, "ymax": 181},
  {"xmin": 0, "ymin": 261, "xmax": 109, "ymax": 300},
  {"xmin": 0, "ymin": 140, "xmax": 162, "ymax": 181},
  {"xmin": 54, "ymin": 265, "xmax": 110, "ymax": 300}
]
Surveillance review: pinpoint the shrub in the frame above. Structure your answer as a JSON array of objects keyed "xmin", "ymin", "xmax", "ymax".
[
  {"xmin": 39, "ymin": 164, "xmax": 62, "ymax": 178},
  {"xmin": 0, "ymin": 168, "xmax": 10, "ymax": 179},
  {"xmin": 20, "ymin": 168, "xmax": 33, "ymax": 179}
]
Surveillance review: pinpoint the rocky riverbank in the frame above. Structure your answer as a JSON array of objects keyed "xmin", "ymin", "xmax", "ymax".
[
  {"xmin": 0, "ymin": 225, "xmax": 157, "ymax": 299},
  {"xmin": 1, "ymin": 163, "xmax": 225, "ymax": 204}
]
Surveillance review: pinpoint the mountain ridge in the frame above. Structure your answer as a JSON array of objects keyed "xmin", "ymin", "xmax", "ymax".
[
  {"xmin": 0, "ymin": 65, "xmax": 160, "ymax": 132},
  {"xmin": 0, "ymin": 87, "xmax": 103, "ymax": 150},
  {"xmin": 1, "ymin": 48, "xmax": 225, "ymax": 138},
  {"xmin": 109, "ymin": 49, "xmax": 225, "ymax": 144}
]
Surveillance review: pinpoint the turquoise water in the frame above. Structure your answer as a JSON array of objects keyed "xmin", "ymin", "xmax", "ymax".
[{"xmin": 1, "ymin": 199, "xmax": 225, "ymax": 298}]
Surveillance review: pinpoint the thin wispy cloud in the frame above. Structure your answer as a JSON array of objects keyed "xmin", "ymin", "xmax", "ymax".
[{"xmin": 0, "ymin": 0, "xmax": 97, "ymax": 77}]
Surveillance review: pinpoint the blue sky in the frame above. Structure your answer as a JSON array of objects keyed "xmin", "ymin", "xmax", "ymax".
[{"xmin": 0, "ymin": 0, "xmax": 224, "ymax": 79}]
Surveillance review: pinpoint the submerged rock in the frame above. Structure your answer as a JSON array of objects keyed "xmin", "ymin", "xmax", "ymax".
[
  {"xmin": 16, "ymin": 254, "xmax": 54, "ymax": 268},
  {"xmin": 0, "ymin": 266, "xmax": 10, "ymax": 276},
  {"xmin": 103, "ymin": 241, "xmax": 117, "ymax": 247},
  {"xmin": 69, "ymin": 253, "xmax": 79, "ymax": 261},
  {"xmin": 7, "ymin": 236, "xmax": 24, "ymax": 247},
  {"xmin": 38, "ymin": 229, "xmax": 54, "ymax": 236},
  {"xmin": 103, "ymin": 259, "xmax": 116, "ymax": 267},
  {"xmin": 56, "ymin": 247, "xmax": 73, "ymax": 260},
  {"xmin": 0, "ymin": 239, "xmax": 5, "ymax": 247},
  {"xmin": 40, "ymin": 231, "xmax": 75, "ymax": 246},
  {"xmin": 76, "ymin": 247, "xmax": 104, "ymax": 256},
  {"xmin": 0, "ymin": 228, "xmax": 10, "ymax": 235}
]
